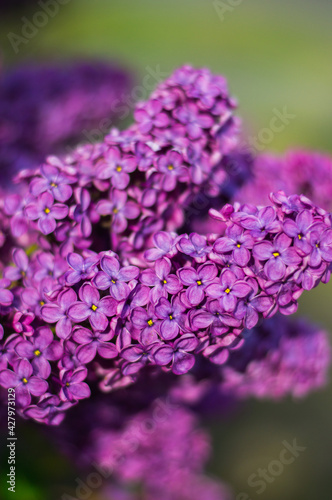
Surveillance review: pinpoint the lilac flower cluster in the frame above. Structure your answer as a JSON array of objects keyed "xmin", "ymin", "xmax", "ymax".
[
  {"xmin": 235, "ymin": 150, "xmax": 332, "ymax": 211},
  {"xmin": 0, "ymin": 65, "xmax": 330, "ymax": 427},
  {"xmin": 0, "ymin": 191, "xmax": 331, "ymax": 422},
  {"xmin": 222, "ymin": 315, "xmax": 331, "ymax": 399},
  {"xmin": 52, "ymin": 393, "xmax": 232, "ymax": 500},
  {"xmin": 0, "ymin": 60, "xmax": 132, "ymax": 188}
]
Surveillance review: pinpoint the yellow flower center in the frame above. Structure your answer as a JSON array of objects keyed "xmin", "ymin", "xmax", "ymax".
[
  {"xmin": 316, "ymin": 243, "xmax": 319, "ymax": 248},
  {"xmin": 298, "ymin": 234, "xmax": 302, "ymax": 240},
  {"xmin": 66, "ymin": 382, "xmax": 70, "ymax": 387},
  {"xmin": 163, "ymin": 279, "xmax": 167, "ymax": 284},
  {"xmin": 91, "ymin": 304, "xmax": 98, "ymax": 311},
  {"xmin": 116, "ymin": 166, "xmax": 122, "ymax": 172},
  {"xmin": 113, "ymin": 208, "xmax": 119, "ymax": 214},
  {"xmin": 169, "ymin": 315, "xmax": 173, "ymax": 320},
  {"xmin": 167, "ymin": 164, "xmax": 174, "ymax": 171},
  {"xmin": 196, "ymin": 280, "xmax": 202, "ymax": 286},
  {"xmin": 111, "ymin": 279, "xmax": 116, "ymax": 284},
  {"xmin": 273, "ymin": 252, "xmax": 280, "ymax": 257},
  {"xmin": 44, "ymin": 207, "xmax": 51, "ymax": 214},
  {"xmin": 225, "ymin": 288, "xmax": 231, "ymax": 294},
  {"xmin": 147, "ymin": 319, "xmax": 154, "ymax": 327},
  {"xmin": 34, "ymin": 349, "xmax": 41, "ymax": 357},
  {"xmin": 236, "ymin": 243, "xmax": 241, "ymax": 248},
  {"xmin": 40, "ymin": 300, "xmax": 45, "ymax": 306},
  {"xmin": 50, "ymin": 182, "xmax": 57, "ymax": 188},
  {"xmin": 22, "ymin": 378, "xmax": 28, "ymax": 384}
]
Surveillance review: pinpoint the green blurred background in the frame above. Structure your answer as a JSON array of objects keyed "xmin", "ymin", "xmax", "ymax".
[{"xmin": 0, "ymin": 0, "xmax": 332, "ymax": 498}]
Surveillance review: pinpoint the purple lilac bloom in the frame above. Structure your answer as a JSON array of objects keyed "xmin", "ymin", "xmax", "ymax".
[
  {"xmin": 94, "ymin": 255, "xmax": 139, "ymax": 300},
  {"xmin": 68, "ymin": 283, "xmax": 117, "ymax": 331},
  {"xmin": 214, "ymin": 224, "xmax": 254, "ymax": 266},
  {"xmin": 178, "ymin": 262, "xmax": 218, "ymax": 305},
  {"xmin": 41, "ymin": 288, "xmax": 77, "ymax": 339},
  {"xmin": 64, "ymin": 252, "xmax": 99, "ymax": 285},
  {"xmin": 155, "ymin": 297, "xmax": 186, "ymax": 340},
  {"xmin": 4, "ymin": 248, "xmax": 29, "ymax": 281},
  {"xmin": 96, "ymin": 189, "xmax": 140, "ymax": 233},
  {"xmin": 15, "ymin": 326, "xmax": 63, "ymax": 378},
  {"xmin": 96, "ymin": 147, "xmax": 136, "ymax": 189},
  {"xmin": 156, "ymin": 150, "xmax": 188, "ymax": 191},
  {"xmin": 134, "ymin": 99, "xmax": 170, "ymax": 134},
  {"xmin": 173, "ymin": 102, "xmax": 214, "ymax": 139},
  {"xmin": 72, "ymin": 326, "xmax": 118, "ymax": 363},
  {"xmin": 206, "ymin": 269, "xmax": 252, "ymax": 312},
  {"xmin": 253, "ymin": 233, "xmax": 302, "ymax": 281},
  {"xmin": 30, "ymin": 161, "xmax": 76, "ymax": 202},
  {"xmin": 0, "ymin": 359, "xmax": 48, "ymax": 407},
  {"xmin": 140, "ymin": 257, "xmax": 182, "ymax": 303},
  {"xmin": 154, "ymin": 334, "xmax": 199, "ymax": 374},
  {"xmin": 25, "ymin": 192, "xmax": 68, "ymax": 235},
  {"xmin": 0, "ymin": 278, "xmax": 13, "ymax": 306},
  {"xmin": 59, "ymin": 367, "xmax": 91, "ymax": 402}
]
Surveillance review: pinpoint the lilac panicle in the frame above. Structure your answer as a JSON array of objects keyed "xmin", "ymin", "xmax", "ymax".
[{"xmin": 0, "ymin": 65, "xmax": 331, "ymax": 428}]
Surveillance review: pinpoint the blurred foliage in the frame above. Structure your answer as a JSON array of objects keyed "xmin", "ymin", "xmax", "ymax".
[{"xmin": 0, "ymin": 1, "xmax": 332, "ymax": 499}]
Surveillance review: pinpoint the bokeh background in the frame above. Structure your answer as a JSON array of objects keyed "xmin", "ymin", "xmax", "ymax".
[{"xmin": 0, "ymin": 0, "xmax": 332, "ymax": 498}]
